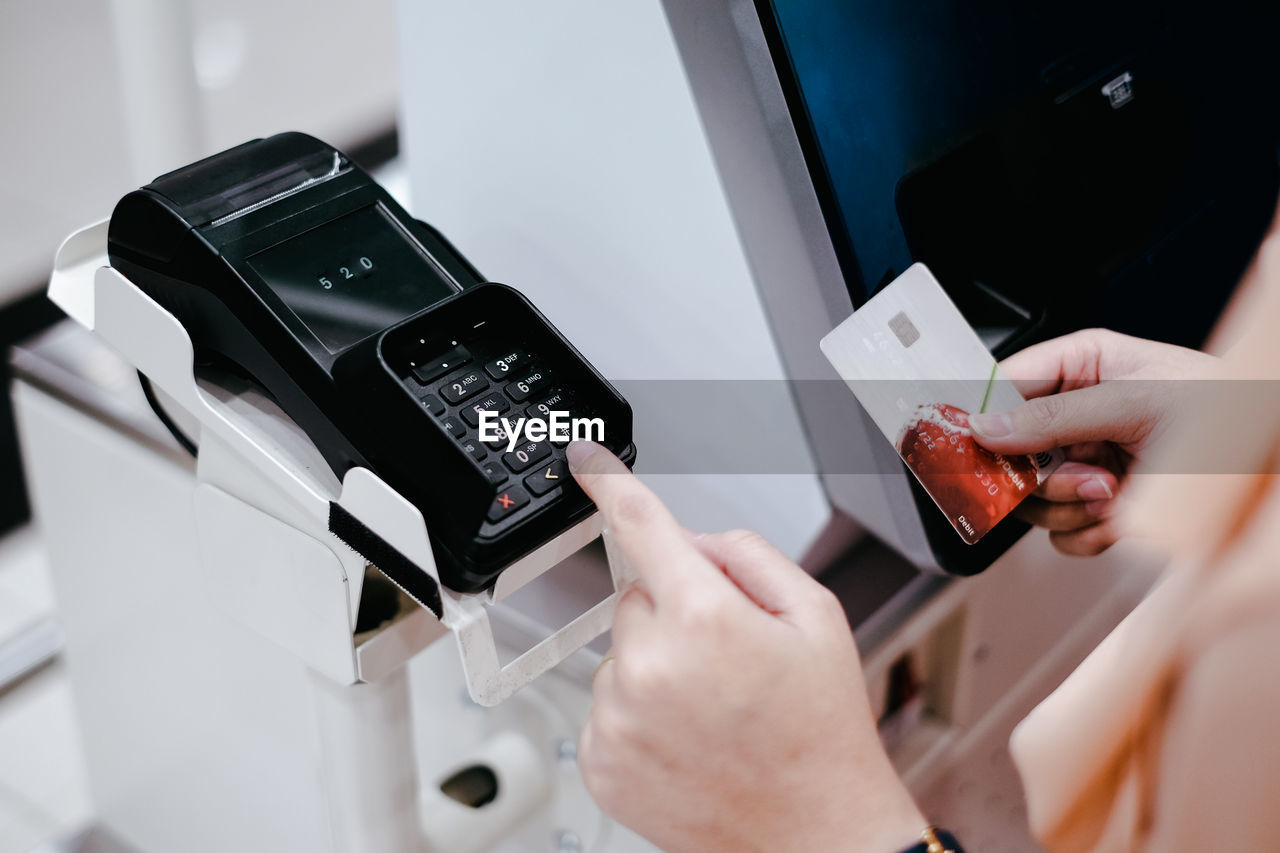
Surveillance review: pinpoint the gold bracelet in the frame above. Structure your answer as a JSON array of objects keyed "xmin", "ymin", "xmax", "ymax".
[{"xmin": 921, "ymin": 826, "xmax": 955, "ymax": 853}]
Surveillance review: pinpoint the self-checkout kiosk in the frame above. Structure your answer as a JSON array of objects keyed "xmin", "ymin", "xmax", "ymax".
[{"xmin": 14, "ymin": 1, "xmax": 1280, "ymax": 851}]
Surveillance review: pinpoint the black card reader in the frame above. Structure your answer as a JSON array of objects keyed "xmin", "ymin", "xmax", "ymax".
[{"xmin": 107, "ymin": 132, "xmax": 636, "ymax": 594}]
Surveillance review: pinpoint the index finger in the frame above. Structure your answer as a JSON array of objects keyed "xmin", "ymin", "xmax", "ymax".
[{"xmin": 566, "ymin": 441, "xmax": 721, "ymax": 601}]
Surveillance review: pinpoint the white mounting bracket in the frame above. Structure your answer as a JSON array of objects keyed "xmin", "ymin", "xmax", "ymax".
[{"xmin": 49, "ymin": 220, "xmax": 632, "ymax": 705}]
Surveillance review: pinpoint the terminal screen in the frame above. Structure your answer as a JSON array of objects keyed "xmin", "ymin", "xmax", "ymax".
[{"xmin": 249, "ymin": 205, "xmax": 457, "ymax": 352}]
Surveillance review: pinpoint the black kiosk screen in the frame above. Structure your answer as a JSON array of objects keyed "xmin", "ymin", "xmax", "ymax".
[{"xmin": 248, "ymin": 205, "xmax": 457, "ymax": 352}]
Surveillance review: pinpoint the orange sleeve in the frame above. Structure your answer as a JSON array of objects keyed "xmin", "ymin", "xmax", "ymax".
[{"xmin": 1143, "ymin": 619, "xmax": 1280, "ymax": 851}]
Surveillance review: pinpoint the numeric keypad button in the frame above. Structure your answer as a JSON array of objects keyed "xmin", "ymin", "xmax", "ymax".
[
  {"xmin": 440, "ymin": 416, "xmax": 467, "ymax": 440},
  {"xmin": 502, "ymin": 440, "xmax": 551, "ymax": 473},
  {"xmin": 484, "ymin": 349, "xmax": 527, "ymax": 379},
  {"xmin": 504, "ymin": 368, "xmax": 548, "ymax": 403},
  {"xmin": 439, "ymin": 369, "xmax": 490, "ymax": 404},
  {"xmin": 461, "ymin": 393, "xmax": 511, "ymax": 427},
  {"xmin": 482, "ymin": 461, "xmax": 509, "ymax": 486},
  {"xmin": 480, "ymin": 418, "xmax": 516, "ymax": 451},
  {"xmin": 460, "ymin": 438, "xmax": 487, "ymax": 461},
  {"xmin": 419, "ymin": 393, "xmax": 445, "ymax": 417},
  {"xmin": 525, "ymin": 389, "xmax": 568, "ymax": 420}
]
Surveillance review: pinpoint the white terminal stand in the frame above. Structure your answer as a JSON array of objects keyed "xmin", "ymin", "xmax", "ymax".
[
  {"xmin": 49, "ymin": 219, "xmax": 633, "ymax": 705},
  {"xmin": 36, "ymin": 220, "xmax": 643, "ymax": 852}
]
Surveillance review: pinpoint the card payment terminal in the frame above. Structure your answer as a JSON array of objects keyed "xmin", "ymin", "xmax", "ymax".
[{"xmin": 107, "ymin": 132, "xmax": 636, "ymax": 595}]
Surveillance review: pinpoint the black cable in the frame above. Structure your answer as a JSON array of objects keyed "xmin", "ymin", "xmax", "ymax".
[{"xmin": 137, "ymin": 371, "xmax": 198, "ymax": 457}]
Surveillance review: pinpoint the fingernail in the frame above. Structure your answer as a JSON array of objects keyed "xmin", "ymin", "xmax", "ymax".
[
  {"xmin": 969, "ymin": 412, "xmax": 1012, "ymax": 437},
  {"xmin": 683, "ymin": 527, "xmax": 705, "ymax": 541},
  {"xmin": 1077, "ymin": 477, "xmax": 1114, "ymax": 501},
  {"xmin": 1086, "ymin": 499, "xmax": 1114, "ymax": 517},
  {"xmin": 566, "ymin": 440, "xmax": 599, "ymax": 472}
]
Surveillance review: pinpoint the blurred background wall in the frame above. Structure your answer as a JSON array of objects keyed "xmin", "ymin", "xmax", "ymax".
[{"xmin": 0, "ymin": 0, "xmax": 400, "ymax": 533}]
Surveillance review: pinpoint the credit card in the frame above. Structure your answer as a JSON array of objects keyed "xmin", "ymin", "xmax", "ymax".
[{"xmin": 819, "ymin": 263, "xmax": 1062, "ymax": 544}]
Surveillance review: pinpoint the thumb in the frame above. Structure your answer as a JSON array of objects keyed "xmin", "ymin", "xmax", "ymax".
[{"xmin": 968, "ymin": 383, "xmax": 1147, "ymax": 454}]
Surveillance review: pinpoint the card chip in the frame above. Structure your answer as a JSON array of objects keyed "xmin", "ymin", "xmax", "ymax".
[{"xmin": 888, "ymin": 311, "xmax": 919, "ymax": 348}]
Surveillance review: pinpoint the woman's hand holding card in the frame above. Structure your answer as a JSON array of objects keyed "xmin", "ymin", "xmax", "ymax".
[{"xmin": 970, "ymin": 328, "xmax": 1218, "ymax": 555}]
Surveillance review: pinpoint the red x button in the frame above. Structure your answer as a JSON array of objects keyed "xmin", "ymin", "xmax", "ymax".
[{"xmin": 487, "ymin": 486, "xmax": 530, "ymax": 523}]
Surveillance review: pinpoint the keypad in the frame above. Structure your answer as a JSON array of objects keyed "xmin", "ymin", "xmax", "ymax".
[{"xmin": 398, "ymin": 332, "xmax": 612, "ymax": 535}]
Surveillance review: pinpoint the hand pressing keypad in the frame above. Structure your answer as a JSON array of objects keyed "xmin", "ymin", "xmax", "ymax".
[{"xmin": 403, "ymin": 340, "xmax": 600, "ymax": 533}]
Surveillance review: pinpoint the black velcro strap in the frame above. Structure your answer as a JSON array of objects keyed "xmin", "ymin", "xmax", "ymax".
[{"xmin": 328, "ymin": 502, "xmax": 442, "ymax": 618}]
